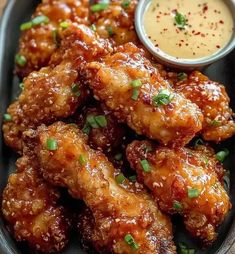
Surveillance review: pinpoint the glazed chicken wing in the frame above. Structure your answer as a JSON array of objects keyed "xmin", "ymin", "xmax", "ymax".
[
  {"xmin": 3, "ymin": 24, "xmax": 112, "ymax": 152},
  {"xmin": 2, "ymin": 156, "xmax": 70, "ymax": 253},
  {"xmin": 23, "ymin": 121, "xmax": 176, "ymax": 254},
  {"xmin": 174, "ymin": 71, "xmax": 235, "ymax": 142},
  {"xmin": 86, "ymin": 43, "xmax": 203, "ymax": 147},
  {"xmin": 126, "ymin": 140, "xmax": 231, "ymax": 245},
  {"xmin": 16, "ymin": 0, "xmax": 90, "ymax": 78}
]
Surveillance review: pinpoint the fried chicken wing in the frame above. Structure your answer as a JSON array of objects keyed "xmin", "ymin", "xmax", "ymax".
[
  {"xmin": 16, "ymin": 0, "xmax": 89, "ymax": 78},
  {"xmin": 86, "ymin": 43, "xmax": 203, "ymax": 147},
  {"xmin": 3, "ymin": 24, "xmax": 112, "ymax": 152},
  {"xmin": 89, "ymin": 0, "xmax": 138, "ymax": 46},
  {"xmin": 2, "ymin": 156, "xmax": 70, "ymax": 253},
  {"xmin": 126, "ymin": 140, "xmax": 231, "ymax": 245},
  {"xmin": 174, "ymin": 71, "xmax": 235, "ymax": 142},
  {"xmin": 23, "ymin": 121, "xmax": 176, "ymax": 254}
]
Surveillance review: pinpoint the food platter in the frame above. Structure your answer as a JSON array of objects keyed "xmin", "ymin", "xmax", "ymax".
[{"xmin": 0, "ymin": 0, "xmax": 235, "ymax": 254}]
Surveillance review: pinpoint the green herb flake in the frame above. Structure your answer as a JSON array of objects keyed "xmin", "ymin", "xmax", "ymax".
[
  {"xmin": 82, "ymin": 124, "xmax": 91, "ymax": 135},
  {"xmin": 188, "ymin": 188, "xmax": 200, "ymax": 199},
  {"xmin": 51, "ymin": 29, "xmax": 59, "ymax": 46},
  {"xmin": 216, "ymin": 149, "xmax": 229, "ymax": 162},
  {"xmin": 106, "ymin": 26, "xmax": 114, "ymax": 37},
  {"xmin": 173, "ymin": 201, "xmax": 183, "ymax": 210},
  {"xmin": 86, "ymin": 115, "xmax": 99, "ymax": 129},
  {"xmin": 130, "ymin": 79, "xmax": 142, "ymax": 88},
  {"xmin": 94, "ymin": 115, "xmax": 107, "ymax": 128},
  {"xmin": 175, "ymin": 12, "xmax": 187, "ymax": 29},
  {"xmin": 122, "ymin": 0, "xmax": 131, "ymax": 8},
  {"xmin": 60, "ymin": 21, "xmax": 70, "ymax": 30},
  {"xmin": 90, "ymin": 3, "xmax": 109, "ymax": 12},
  {"xmin": 177, "ymin": 72, "xmax": 187, "ymax": 81},
  {"xmin": 140, "ymin": 159, "xmax": 151, "ymax": 173},
  {"xmin": 194, "ymin": 138, "xmax": 204, "ymax": 147},
  {"xmin": 20, "ymin": 21, "xmax": 33, "ymax": 31},
  {"xmin": 15, "ymin": 54, "xmax": 27, "ymax": 67},
  {"xmin": 115, "ymin": 173, "xmax": 126, "ymax": 184},
  {"xmin": 152, "ymin": 90, "xmax": 174, "ymax": 107},
  {"xmin": 32, "ymin": 15, "xmax": 49, "ymax": 26},
  {"xmin": 3, "ymin": 114, "xmax": 12, "ymax": 122},
  {"xmin": 129, "ymin": 175, "xmax": 137, "ymax": 182},
  {"xmin": 210, "ymin": 120, "xmax": 221, "ymax": 126},
  {"xmin": 131, "ymin": 88, "xmax": 140, "ymax": 101},
  {"xmin": 46, "ymin": 138, "xmax": 58, "ymax": 151},
  {"xmin": 124, "ymin": 234, "xmax": 139, "ymax": 250},
  {"xmin": 79, "ymin": 155, "xmax": 87, "ymax": 166},
  {"xmin": 71, "ymin": 83, "xmax": 81, "ymax": 97},
  {"xmin": 19, "ymin": 83, "xmax": 24, "ymax": 90},
  {"xmin": 90, "ymin": 24, "xmax": 97, "ymax": 31},
  {"xmin": 178, "ymin": 243, "xmax": 196, "ymax": 254}
]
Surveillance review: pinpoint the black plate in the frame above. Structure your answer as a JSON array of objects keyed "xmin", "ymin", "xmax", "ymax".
[{"xmin": 0, "ymin": 0, "xmax": 235, "ymax": 253}]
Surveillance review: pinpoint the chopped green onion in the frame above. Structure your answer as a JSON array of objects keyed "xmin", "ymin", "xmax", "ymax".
[
  {"xmin": 204, "ymin": 157, "xmax": 209, "ymax": 166},
  {"xmin": 32, "ymin": 15, "xmax": 49, "ymax": 25},
  {"xmin": 71, "ymin": 83, "xmax": 81, "ymax": 97},
  {"xmin": 82, "ymin": 124, "xmax": 91, "ymax": 135},
  {"xmin": 131, "ymin": 88, "xmax": 139, "ymax": 100},
  {"xmin": 79, "ymin": 155, "xmax": 87, "ymax": 165},
  {"xmin": 188, "ymin": 188, "xmax": 200, "ymax": 199},
  {"xmin": 140, "ymin": 159, "xmax": 151, "ymax": 173},
  {"xmin": 173, "ymin": 201, "xmax": 183, "ymax": 210},
  {"xmin": 90, "ymin": 3, "xmax": 109, "ymax": 12},
  {"xmin": 178, "ymin": 243, "xmax": 195, "ymax": 254},
  {"xmin": 143, "ymin": 144, "xmax": 152, "ymax": 153},
  {"xmin": 3, "ymin": 114, "xmax": 12, "ymax": 122},
  {"xmin": 94, "ymin": 115, "xmax": 107, "ymax": 128},
  {"xmin": 20, "ymin": 21, "xmax": 33, "ymax": 31},
  {"xmin": 210, "ymin": 120, "xmax": 221, "ymax": 126},
  {"xmin": 86, "ymin": 115, "xmax": 99, "ymax": 128},
  {"xmin": 19, "ymin": 83, "xmax": 24, "ymax": 90},
  {"xmin": 216, "ymin": 149, "xmax": 229, "ymax": 162},
  {"xmin": 194, "ymin": 138, "xmax": 204, "ymax": 147},
  {"xmin": 124, "ymin": 234, "xmax": 139, "ymax": 250},
  {"xmin": 106, "ymin": 26, "xmax": 114, "ymax": 36},
  {"xmin": 114, "ymin": 153, "xmax": 122, "ymax": 161},
  {"xmin": 60, "ymin": 21, "xmax": 69, "ymax": 29},
  {"xmin": 115, "ymin": 173, "xmax": 126, "ymax": 184},
  {"xmin": 152, "ymin": 90, "xmax": 174, "ymax": 107},
  {"xmin": 177, "ymin": 72, "xmax": 187, "ymax": 81},
  {"xmin": 90, "ymin": 24, "xmax": 97, "ymax": 31},
  {"xmin": 130, "ymin": 79, "xmax": 142, "ymax": 88},
  {"xmin": 51, "ymin": 29, "xmax": 59, "ymax": 46},
  {"xmin": 15, "ymin": 54, "xmax": 27, "ymax": 67},
  {"xmin": 129, "ymin": 175, "xmax": 137, "ymax": 182},
  {"xmin": 121, "ymin": 0, "xmax": 131, "ymax": 8},
  {"xmin": 175, "ymin": 12, "xmax": 186, "ymax": 29},
  {"xmin": 46, "ymin": 138, "xmax": 57, "ymax": 151}
]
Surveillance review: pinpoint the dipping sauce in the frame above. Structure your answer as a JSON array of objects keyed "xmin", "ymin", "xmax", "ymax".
[{"xmin": 144, "ymin": 0, "xmax": 234, "ymax": 59}]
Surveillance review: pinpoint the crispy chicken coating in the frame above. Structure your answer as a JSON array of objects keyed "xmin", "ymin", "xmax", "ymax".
[
  {"xmin": 3, "ymin": 24, "xmax": 112, "ymax": 152},
  {"xmin": 126, "ymin": 140, "xmax": 231, "ymax": 245},
  {"xmin": 16, "ymin": 0, "xmax": 90, "ymax": 78},
  {"xmin": 174, "ymin": 71, "xmax": 235, "ymax": 142},
  {"xmin": 24, "ymin": 121, "xmax": 176, "ymax": 254},
  {"xmin": 86, "ymin": 43, "xmax": 203, "ymax": 147},
  {"xmin": 2, "ymin": 156, "xmax": 70, "ymax": 253},
  {"xmin": 89, "ymin": 0, "xmax": 138, "ymax": 46}
]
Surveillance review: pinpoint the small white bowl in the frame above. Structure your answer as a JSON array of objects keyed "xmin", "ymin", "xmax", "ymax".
[{"xmin": 135, "ymin": 0, "xmax": 235, "ymax": 70}]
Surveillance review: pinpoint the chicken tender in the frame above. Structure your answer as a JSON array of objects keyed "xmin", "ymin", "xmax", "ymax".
[
  {"xmin": 174, "ymin": 71, "xmax": 235, "ymax": 142},
  {"xmin": 89, "ymin": 0, "xmax": 138, "ymax": 46},
  {"xmin": 2, "ymin": 156, "xmax": 70, "ymax": 253},
  {"xmin": 3, "ymin": 24, "xmax": 111, "ymax": 152},
  {"xmin": 126, "ymin": 140, "xmax": 231, "ymax": 245},
  {"xmin": 16, "ymin": 0, "xmax": 89, "ymax": 78},
  {"xmin": 24, "ymin": 121, "xmax": 176, "ymax": 254},
  {"xmin": 86, "ymin": 43, "xmax": 203, "ymax": 147}
]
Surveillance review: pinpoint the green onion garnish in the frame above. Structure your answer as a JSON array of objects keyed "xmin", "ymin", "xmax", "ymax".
[
  {"xmin": 106, "ymin": 26, "xmax": 114, "ymax": 37},
  {"xmin": 87, "ymin": 115, "xmax": 99, "ymax": 128},
  {"xmin": 114, "ymin": 153, "xmax": 122, "ymax": 161},
  {"xmin": 131, "ymin": 88, "xmax": 139, "ymax": 100},
  {"xmin": 60, "ymin": 21, "xmax": 70, "ymax": 29},
  {"xmin": 94, "ymin": 115, "xmax": 107, "ymax": 128},
  {"xmin": 90, "ymin": 24, "xmax": 97, "ymax": 31},
  {"xmin": 3, "ymin": 114, "xmax": 12, "ymax": 122},
  {"xmin": 194, "ymin": 138, "xmax": 204, "ymax": 147},
  {"xmin": 115, "ymin": 173, "xmax": 126, "ymax": 184},
  {"xmin": 51, "ymin": 29, "xmax": 59, "ymax": 46},
  {"xmin": 19, "ymin": 83, "xmax": 24, "ymax": 90},
  {"xmin": 124, "ymin": 234, "xmax": 139, "ymax": 250},
  {"xmin": 79, "ymin": 155, "xmax": 87, "ymax": 166},
  {"xmin": 216, "ymin": 149, "xmax": 229, "ymax": 162},
  {"xmin": 140, "ymin": 159, "xmax": 151, "ymax": 173},
  {"xmin": 210, "ymin": 120, "xmax": 221, "ymax": 126},
  {"xmin": 20, "ymin": 21, "xmax": 33, "ymax": 31},
  {"xmin": 175, "ymin": 12, "xmax": 187, "ymax": 29},
  {"xmin": 121, "ymin": 0, "xmax": 131, "ymax": 8},
  {"xmin": 71, "ymin": 83, "xmax": 81, "ymax": 97},
  {"xmin": 173, "ymin": 201, "xmax": 183, "ymax": 210},
  {"xmin": 129, "ymin": 175, "xmax": 137, "ymax": 182},
  {"xmin": 90, "ymin": 3, "xmax": 109, "ymax": 12},
  {"xmin": 46, "ymin": 138, "xmax": 57, "ymax": 151},
  {"xmin": 32, "ymin": 15, "xmax": 49, "ymax": 26},
  {"xmin": 188, "ymin": 188, "xmax": 200, "ymax": 199},
  {"xmin": 178, "ymin": 243, "xmax": 195, "ymax": 254},
  {"xmin": 177, "ymin": 72, "xmax": 187, "ymax": 81},
  {"xmin": 82, "ymin": 124, "xmax": 91, "ymax": 135},
  {"xmin": 15, "ymin": 54, "xmax": 27, "ymax": 67},
  {"xmin": 152, "ymin": 90, "xmax": 174, "ymax": 107},
  {"xmin": 130, "ymin": 79, "xmax": 142, "ymax": 88}
]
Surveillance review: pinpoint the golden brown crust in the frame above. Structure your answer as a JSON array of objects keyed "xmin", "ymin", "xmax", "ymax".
[
  {"xmin": 24, "ymin": 122, "xmax": 176, "ymax": 254},
  {"xmin": 174, "ymin": 71, "xmax": 235, "ymax": 142},
  {"xmin": 16, "ymin": 0, "xmax": 90, "ymax": 78},
  {"xmin": 126, "ymin": 140, "xmax": 231, "ymax": 245},
  {"xmin": 2, "ymin": 156, "xmax": 70, "ymax": 253},
  {"xmin": 86, "ymin": 43, "xmax": 203, "ymax": 147}
]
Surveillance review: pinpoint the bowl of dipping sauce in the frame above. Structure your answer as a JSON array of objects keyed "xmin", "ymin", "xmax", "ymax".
[{"xmin": 135, "ymin": 0, "xmax": 235, "ymax": 69}]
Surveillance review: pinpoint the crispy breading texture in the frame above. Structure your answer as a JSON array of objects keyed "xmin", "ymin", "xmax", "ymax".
[
  {"xmin": 23, "ymin": 122, "xmax": 176, "ymax": 254},
  {"xmin": 89, "ymin": 0, "xmax": 138, "ymax": 46},
  {"xmin": 126, "ymin": 140, "xmax": 231, "ymax": 245},
  {"xmin": 3, "ymin": 24, "xmax": 112, "ymax": 152},
  {"xmin": 2, "ymin": 156, "xmax": 70, "ymax": 253},
  {"xmin": 16, "ymin": 0, "xmax": 90, "ymax": 78},
  {"xmin": 174, "ymin": 71, "xmax": 235, "ymax": 142},
  {"xmin": 86, "ymin": 43, "xmax": 203, "ymax": 147}
]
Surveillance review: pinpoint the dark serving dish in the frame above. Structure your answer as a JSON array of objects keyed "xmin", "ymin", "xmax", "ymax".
[{"xmin": 0, "ymin": 0, "xmax": 235, "ymax": 253}]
